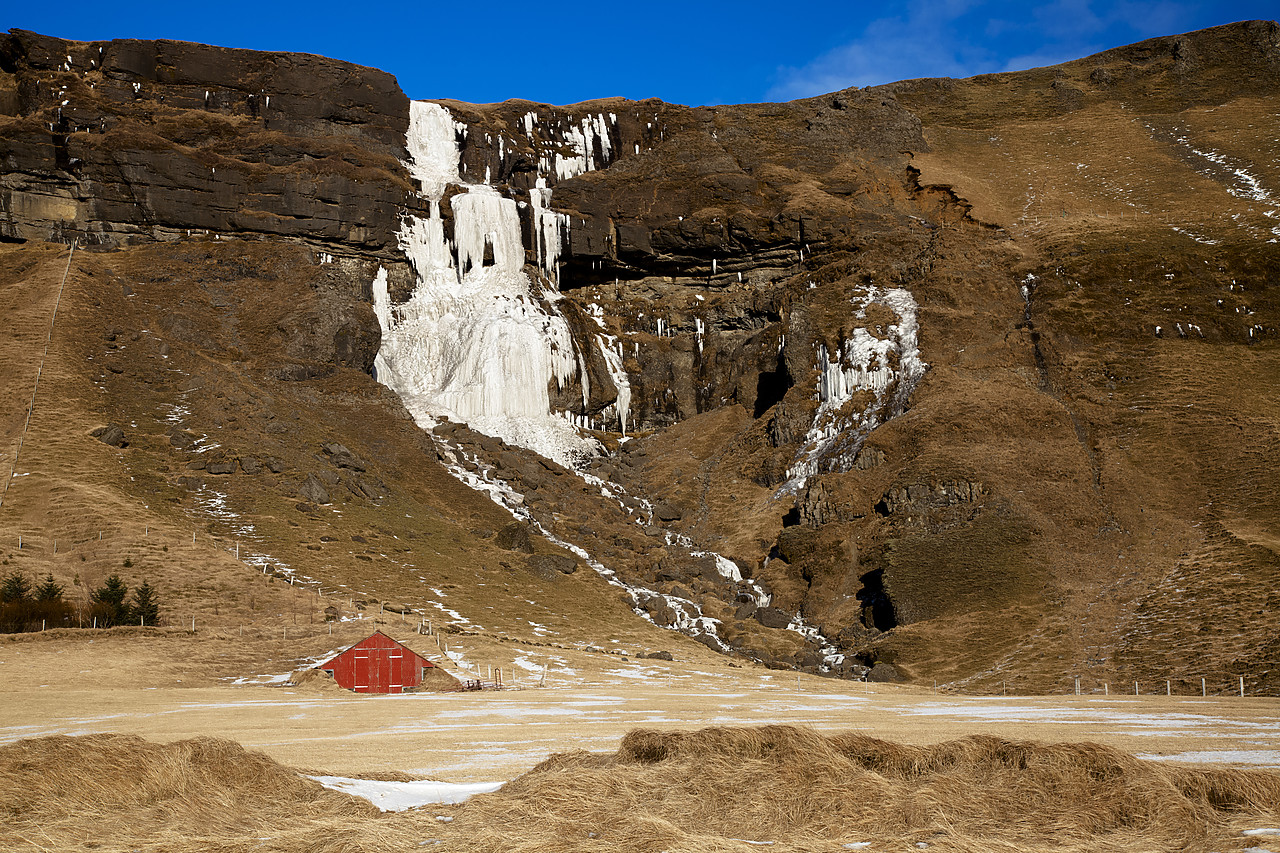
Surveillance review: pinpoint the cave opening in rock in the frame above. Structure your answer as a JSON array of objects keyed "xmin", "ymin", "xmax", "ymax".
[
  {"xmin": 754, "ymin": 350, "xmax": 792, "ymax": 418},
  {"xmin": 856, "ymin": 568, "xmax": 897, "ymax": 631},
  {"xmin": 782, "ymin": 506, "xmax": 801, "ymax": 527}
]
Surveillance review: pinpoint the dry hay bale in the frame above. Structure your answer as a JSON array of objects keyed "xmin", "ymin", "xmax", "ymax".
[
  {"xmin": 416, "ymin": 663, "xmax": 463, "ymax": 692},
  {"xmin": 0, "ymin": 733, "xmax": 399, "ymax": 852},
  {"xmin": 286, "ymin": 666, "xmax": 349, "ymax": 693},
  {"xmin": 437, "ymin": 725, "xmax": 1280, "ymax": 853}
]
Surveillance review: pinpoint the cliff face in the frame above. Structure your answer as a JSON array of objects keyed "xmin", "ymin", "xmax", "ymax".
[
  {"xmin": 0, "ymin": 29, "xmax": 409, "ymax": 251},
  {"xmin": 1, "ymin": 22, "xmax": 1277, "ymax": 691}
]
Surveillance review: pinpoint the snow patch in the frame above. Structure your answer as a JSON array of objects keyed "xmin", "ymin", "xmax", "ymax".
[{"xmin": 310, "ymin": 775, "xmax": 502, "ymax": 811}]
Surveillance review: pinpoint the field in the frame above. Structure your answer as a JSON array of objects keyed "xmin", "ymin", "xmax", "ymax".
[{"xmin": 2, "ymin": 627, "xmax": 1279, "ymax": 852}]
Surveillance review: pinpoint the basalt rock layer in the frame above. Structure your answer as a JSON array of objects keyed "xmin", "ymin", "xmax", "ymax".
[{"xmin": 1, "ymin": 22, "xmax": 1277, "ymax": 691}]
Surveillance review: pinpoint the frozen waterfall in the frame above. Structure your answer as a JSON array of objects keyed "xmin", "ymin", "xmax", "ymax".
[
  {"xmin": 373, "ymin": 102, "xmax": 603, "ymax": 468},
  {"xmin": 780, "ymin": 286, "xmax": 926, "ymax": 493}
]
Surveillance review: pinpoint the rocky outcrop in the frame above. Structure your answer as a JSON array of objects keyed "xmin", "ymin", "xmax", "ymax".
[
  {"xmin": 0, "ymin": 29, "xmax": 410, "ymax": 252},
  {"xmin": 89, "ymin": 423, "xmax": 126, "ymax": 447}
]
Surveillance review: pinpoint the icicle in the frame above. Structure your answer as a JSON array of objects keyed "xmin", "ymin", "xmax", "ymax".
[{"xmin": 372, "ymin": 101, "xmax": 600, "ymax": 468}]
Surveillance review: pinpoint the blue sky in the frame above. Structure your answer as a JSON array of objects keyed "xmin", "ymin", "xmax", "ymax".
[{"xmin": 8, "ymin": 2, "xmax": 1275, "ymax": 105}]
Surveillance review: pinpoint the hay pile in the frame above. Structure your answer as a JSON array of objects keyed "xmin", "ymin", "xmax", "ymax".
[
  {"xmin": 4, "ymin": 727, "xmax": 1277, "ymax": 852},
  {"xmin": 0, "ymin": 734, "xmax": 396, "ymax": 852},
  {"xmin": 286, "ymin": 667, "xmax": 350, "ymax": 693},
  {"xmin": 417, "ymin": 663, "xmax": 463, "ymax": 692},
  {"xmin": 442, "ymin": 726, "xmax": 1280, "ymax": 852}
]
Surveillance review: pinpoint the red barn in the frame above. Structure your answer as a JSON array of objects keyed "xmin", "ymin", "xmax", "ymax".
[{"xmin": 318, "ymin": 631, "xmax": 451, "ymax": 694}]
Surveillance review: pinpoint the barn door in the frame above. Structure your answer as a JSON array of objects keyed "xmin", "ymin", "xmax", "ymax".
[
  {"xmin": 388, "ymin": 650, "xmax": 405, "ymax": 692},
  {"xmin": 353, "ymin": 650, "xmax": 370, "ymax": 690}
]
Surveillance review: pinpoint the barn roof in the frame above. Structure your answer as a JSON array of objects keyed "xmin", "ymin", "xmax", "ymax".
[{"xmin": 318, "ymin": 630, "xmax": 436, "ymax": 671}]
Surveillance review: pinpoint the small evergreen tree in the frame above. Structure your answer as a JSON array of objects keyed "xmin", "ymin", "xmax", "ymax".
[
  {"xmin": 30, "ymin": 574, "xmax": 71, "ymax": 630},
  {"xmin": 131, "ymin": 580, "xmax": 159, "ymax": 626},
  {"xmin": 0, "ymin": 571, "xmax": 33, "ymax": 632},
  {"xmin": 90, "ymin": 574, "xmax": 131, "ymax": 627},
  {"xmin": 35, "ymin": 574, "xmax": 64, "ymax": 601},
  {"xmin": 0, "ymin": 571, "xmax": 32, "ymax": 604}
]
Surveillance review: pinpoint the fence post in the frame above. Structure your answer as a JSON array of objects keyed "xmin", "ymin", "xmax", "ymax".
[
  {"xmin": 1201, "ymin": 678, "xmax": 1206, "ymax": 697},
  {"xmin": 1240, "ymin": 676, "xmax": 1245, "ymax": 697},
  {"xmin": 1104, "ymin": 682, "xmax": 1109, "ymax": 696},
  {"xmin": 1074, "ymin": 676, "xmax": 1080, "ymax": 696},
  {"xmin": 1134, "ymin": 681, "xmax": 1139, "ymax": 695},
  {"xmin": 1166, "ymin": 680, "xmax": 1171, "ymax": 696}
]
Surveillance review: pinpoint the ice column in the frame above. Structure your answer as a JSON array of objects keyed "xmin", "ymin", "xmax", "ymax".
[
  {"xmin": 780, "ymin": 286, "xmax": 926, "ymax": 492},
  {"xmin": 372, "ymin": 102, "xmax": 598, "ymax": 468}
]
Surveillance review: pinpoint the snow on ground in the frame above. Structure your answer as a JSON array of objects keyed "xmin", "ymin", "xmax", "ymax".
[
  {"xmin": 310, "ymin": 775, "xmax": 502, "ymax": 811},
  {"xmin": 227, "ymin": 673, "xmax": 291, "ymax": 686},
  {"xmin": 903, "ymin": 701, "xmax": 1280, "ymax": 734},
  {"xmin": 1135, "ymin": 750, "xmax": 1280, "ymax": 767}
]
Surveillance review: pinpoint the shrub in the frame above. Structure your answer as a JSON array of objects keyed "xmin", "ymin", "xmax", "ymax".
[{"xmin": 0, "ymin": 572, "xmax": 71, "ymax": 632}]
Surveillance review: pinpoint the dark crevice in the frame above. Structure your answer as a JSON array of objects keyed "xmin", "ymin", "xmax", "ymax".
[
  {"xmin": 856, "ymin": 568, "xmax": 897, "ymax": 631},
  {"xmin": 1021, "ymin": 280, "xmax": 1103, "ymax": 493},
  {"xmin": 754, "ymin": 348, "xmax": 792, "ymax": 418}
]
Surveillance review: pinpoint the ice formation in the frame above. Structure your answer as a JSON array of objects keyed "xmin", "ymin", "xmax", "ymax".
[
  {"xmin": 373, "ymin": 102, "xmax": 633, "ymax": 467},
  {"xmin": 780, "ymin": 286, "xmax": 927, "ymax": 493}
]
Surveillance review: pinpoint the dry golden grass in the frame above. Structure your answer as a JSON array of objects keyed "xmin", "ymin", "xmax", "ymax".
[
  {"xmin": 0, "ymin": 733, "xmax": 399, "ymax": 853},
  {"xmin": 4, "ymin": 725, "xmax": 1278, "ymax": 853},
  {"xmin": 449, "ymin": 726, "xmax": 1280, "ymax": 853}
]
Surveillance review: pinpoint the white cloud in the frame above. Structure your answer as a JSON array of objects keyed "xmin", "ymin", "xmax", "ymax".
[{"xmin": 764, "ymin": 0, "xmax": 1198, "ymax": 101}]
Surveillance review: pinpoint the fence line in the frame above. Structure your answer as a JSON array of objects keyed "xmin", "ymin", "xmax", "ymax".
[{"xmin": 1, "ymin": 239, "xmax": 76, "ymax": 509}]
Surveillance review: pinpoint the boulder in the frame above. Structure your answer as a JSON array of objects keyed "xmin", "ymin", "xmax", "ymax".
[
  {"xmin": 297, "ymin": 474, "xmax": 331, "ymax": 505},
  {"xmin": 529, "ymin": 554, "xmax": 577, "ymax": 576},
  {"xmin": 867, "ymin": 662, "xmax": 904, "ymax": 683},
  {"xmin": 653, "ymin": 502, "xmax": 684, "ymax": 522},
  {"xmin": 90, "ymin": 424, "xmax": 127, "ymax": 447},
  {"xmin": 494, "ymin": 521, "xmax": 534, "ymax": 553},
  {"xmin": 754, "ymin": 606, "xmax": 792, "ymax": 629},
  {"xmin": 169, "ymin": 430, "xmax": 196, "ymax": 449}
]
